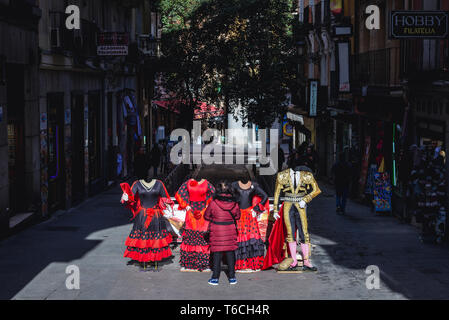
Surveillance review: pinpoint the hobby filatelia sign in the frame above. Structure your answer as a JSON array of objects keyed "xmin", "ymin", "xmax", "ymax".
[{"xmin": 391, "ymin": 11, "xmax": 449, "ymax": 39}]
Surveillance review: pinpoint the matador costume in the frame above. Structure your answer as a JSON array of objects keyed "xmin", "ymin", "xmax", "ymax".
[{"xmin": 263, "ymin": 167, "xmax": 321, "ymax": 271}]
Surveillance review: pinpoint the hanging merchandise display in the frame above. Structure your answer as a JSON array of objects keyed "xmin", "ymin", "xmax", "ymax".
[
  {"xmin": 409, "ymin": 146, "xmax": 447, "ymax": 244},
  {"xmin": 373, "ymin": 171, "xmax": 392, "ymax": 213}
]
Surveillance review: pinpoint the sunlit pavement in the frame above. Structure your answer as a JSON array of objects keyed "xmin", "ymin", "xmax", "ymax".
[{"xmin": 1, "ymin": 165, "xmax": 449, "ymax": 300}]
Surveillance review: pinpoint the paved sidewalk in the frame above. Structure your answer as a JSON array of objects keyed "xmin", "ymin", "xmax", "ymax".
[{"xmin": 1, "ymin": 165, "xmax": 449, "ymax": 299}]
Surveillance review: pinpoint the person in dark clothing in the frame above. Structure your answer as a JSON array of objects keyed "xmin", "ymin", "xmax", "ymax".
[
  {"xmin": 332, "ymin": 153, "xmax": 353, "ymax": 214},
  {"xmin": 133, "ymin": 147, "xmax": 148, "ymax": 179},
  {"xmin": 204, "ymin": 180, "xmax": 241, "ymax": 285},
  {"xmin": 161, "ymin": 141, "xmax": 168, "ymax": 174},
  {"xmin": 287, "ymin": 149, "xmax": 296, "ymax": 168},
  {"xmin": 305, "ymin": 145, "xmax": 318, "ymax": 174},
  {"xmin": 278, "ymin": 146, "xmax": 285, "ymax": 171},
  {"xmin": 150, "ymin": 142, "xmax": 161, "ymax": 178}
]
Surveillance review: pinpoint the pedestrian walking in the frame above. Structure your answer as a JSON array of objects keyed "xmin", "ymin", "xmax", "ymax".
[
  {"xmin": 305, "ymin": 145, "xmax": 319, "ymax": 175},
  {"xmin": 150, "ymin": 142, "xmax": 161, "ymax": 178},
  {"xmin": 204, "ymin": 181, "xmax": 241, "ymax": 285},
  {"xmin": 332, "ymin": 153, "xmax": 353, "ymax": 214},
  {"xmin": 278, "ymin": 145, "xmax": 285, "ymax": 171},
  {"xmin": 161, "ymin": 140, "xmax": 168, "ymax": 174}
]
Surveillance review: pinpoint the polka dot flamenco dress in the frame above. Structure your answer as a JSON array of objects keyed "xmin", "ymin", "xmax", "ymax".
[
  {"xmin": 232, "ymin": 181, "xmax": 269, "ymax": 272},
  {"xmin": 175, "ymin": 179, "xmax": 215, "ymax": 271},
  {"xmin": 120, "ymin": 179, "xmax": 174, "ymax": 264}
]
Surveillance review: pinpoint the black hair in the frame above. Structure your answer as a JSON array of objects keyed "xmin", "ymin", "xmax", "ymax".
[
  {"xmin": 215, "ymin": 180, "xmax": 231, "ymax": 194},
  {"xmin": 214, "ymin": 180, "xmax": 237, "ymax": 201}
]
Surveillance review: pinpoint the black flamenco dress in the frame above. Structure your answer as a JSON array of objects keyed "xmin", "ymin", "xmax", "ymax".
[
  {"xmin": 121, "ymin": 179, "xmax": 174, "ymax": 263},
  {"xmin": 231, "ymin": 181, "xmax": 268, "ymax": 271}
]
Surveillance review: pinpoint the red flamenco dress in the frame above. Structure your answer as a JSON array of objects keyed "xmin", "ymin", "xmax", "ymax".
[
  {"xmin": 175, "ymin": 179, "xmax": 215, "ymax": 271},
  {"xmin": 231, "ymin": 181, "xmax": 269, "ymax": 271},
  {"xmin": 120, "ymin": 179, "xmax": 174, "ymax": 263}
]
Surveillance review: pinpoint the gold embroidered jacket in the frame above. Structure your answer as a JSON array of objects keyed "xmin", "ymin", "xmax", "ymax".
[{"xmin": 273, "ymin": 169, "xmax": 321, "ymax": 214}]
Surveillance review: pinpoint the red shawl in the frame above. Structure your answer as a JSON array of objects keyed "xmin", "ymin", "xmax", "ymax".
[
  {"xmin": 121, "ymin": 181, "xmax": 174, "ymax": 228},
  {"xmin": 262, "ymin": 203, "xmax": 288, "ymax": 270},
  {"xmin": 120, "ymin": 182, "xmax": 141, "ymax": 220},
  {"xmin": 252, "ymin": 196, "xmax": 270, "ymax": 213}
]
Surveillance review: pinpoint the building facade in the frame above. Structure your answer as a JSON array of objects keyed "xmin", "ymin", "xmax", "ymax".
[
  {"xmin": 0, "ymin": 0, "xmax": 42, "ymax": 235},
  {"xmin": 0, "ymin": 0, "xmax": 163, "ymax": 236}
]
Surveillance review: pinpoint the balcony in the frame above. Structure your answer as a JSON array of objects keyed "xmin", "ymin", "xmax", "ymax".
[
  {"xmin": 352, "ymin": 47, "xmax": 401, "ymax": 88},
  {"xmin": 48, "ymin": 12, "xmax": 99, "ymax": 59},
  {"xmin": 400, "ymin": 39, "xmax": 449, "ymax": 83},
  {"xmin": 138, "ymin": 35, "xmax": 162, "ymax": 58}
]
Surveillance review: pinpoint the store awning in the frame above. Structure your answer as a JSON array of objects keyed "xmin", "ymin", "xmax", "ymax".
[
  {"xmin": 194, "ymin": 102, "xmax": 224, "ymax": 120},
  {"xmin": 152, "ymin": 99, "xmax": 224, "ymax": 119},
  {"xmin": 286, "ymin": 112, "xmax": 304, "ymax": 124}
]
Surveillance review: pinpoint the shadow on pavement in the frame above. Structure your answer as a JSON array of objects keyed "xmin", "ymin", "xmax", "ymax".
[
  {"xmin": 0, "ymin": 187, "xmax": 133, "ymax": 299},
  {"xmin": 307, "ymin": 180, "xmax": 449, "ymax": 299}
]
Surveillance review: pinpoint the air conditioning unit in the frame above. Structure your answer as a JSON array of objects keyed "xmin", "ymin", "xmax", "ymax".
[{"xmin": 50, "ymin": 28, "xmax": 61, "ymax": 48}]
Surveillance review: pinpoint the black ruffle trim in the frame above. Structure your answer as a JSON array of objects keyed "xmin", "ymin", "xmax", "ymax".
[{"xmin": 235, "ymin": 238, "xmax": 265, "ymax": 260}]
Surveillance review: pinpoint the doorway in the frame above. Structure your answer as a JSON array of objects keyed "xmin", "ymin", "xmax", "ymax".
[
  {"xmin": 88, "ymin": 91, "xmax": 103, "ymax": 195},
  {"xmin": 71, "ymin": 93, "xmax": 85, "ymax": 205},
  {"xmin": 6, "ymin": 64, "xmax": 26, "ymax": 216}
]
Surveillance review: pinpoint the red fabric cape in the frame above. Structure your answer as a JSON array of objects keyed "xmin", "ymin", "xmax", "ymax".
[{"xmin": 262, "ymin": 203, "xmax": 287, "ymax": 270}]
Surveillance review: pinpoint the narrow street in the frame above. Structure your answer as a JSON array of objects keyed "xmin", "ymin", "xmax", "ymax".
[{"xmin": 1, "ymin": 164, "xmax": 449, "ymax": 300}]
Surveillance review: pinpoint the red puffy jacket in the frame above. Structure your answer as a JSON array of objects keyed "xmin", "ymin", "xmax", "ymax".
[{"xmin": 204, "ymin": 195, "xmax": 241, "ymax": 252}]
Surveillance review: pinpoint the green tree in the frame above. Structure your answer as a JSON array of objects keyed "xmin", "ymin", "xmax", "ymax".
[{"xmin": 158, "ymin": 0, "xmax": 303, "ymax": 128}]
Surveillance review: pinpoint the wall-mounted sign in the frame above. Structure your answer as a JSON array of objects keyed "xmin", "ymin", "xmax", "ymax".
[
  {"xmin": 40, "ymin": 112, "xmax": 47, "ymax": 130},
  {"xmin": 337, "ymin": 41, "xmax": 350, "ymax": 93},
  {"xmin": 282, "ymin": 119, "xmax": 293, "ymax": 137},
  {"xmin": 64, "ymin": 108, "xmax": 71, "ymax": 125},
  {"xmin": 309, "ymin": 80, "xmax": 318, "ymax": 117},
  {"xmin": 333, "ymin": 25, "xmax": 353, "ymax": 37},
  {"xmin": 391, "ymin": 11, "xmax": 449, "ymax": 39},
  {"xmin": 330, "ymin": 0, "xmax": 342, "ymax": 16},
  {"xmin": 97, "ymin": 32, "xmax": 129, "ymax": 56}
]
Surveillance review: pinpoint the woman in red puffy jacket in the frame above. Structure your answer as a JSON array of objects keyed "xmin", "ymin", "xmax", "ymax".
[{"xmin": 204, "ymin": 181, "xmax": 241, "ymax": 285}]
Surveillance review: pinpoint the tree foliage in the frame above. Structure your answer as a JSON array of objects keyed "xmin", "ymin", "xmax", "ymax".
[{"xmin": 158, "ymin": 0, "xmax": 302, "ymax": 128}]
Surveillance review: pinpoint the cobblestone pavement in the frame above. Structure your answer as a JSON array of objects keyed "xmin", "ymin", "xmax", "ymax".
[{"xmin": 1, "ymin": 165, "xmax": 449, "ymax": 300}]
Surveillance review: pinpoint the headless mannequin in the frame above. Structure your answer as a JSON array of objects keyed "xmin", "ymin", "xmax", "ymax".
[
  {"xmin": 288, "ymin": 166, "xmax": 314, "ymax": 270},
  {"xmin": 237, "ymin": 179, "xmax": 256, "ymax": 216},
  {"xmin": 140, "ymin": 170, "xmax": 161, "ymax": 272}
]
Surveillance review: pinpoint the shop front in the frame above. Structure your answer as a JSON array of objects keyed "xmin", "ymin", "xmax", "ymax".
[
  {"xmin": 399, "ymin": 92, "xmax": 449, "ymax": 243},
  {"xmin": 354, "ymin": 94, "xmax": 405, "ymax": 213},
  {"xmin": 47, "ymin": 93, "xmax": 66, "ymax": 212}
]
